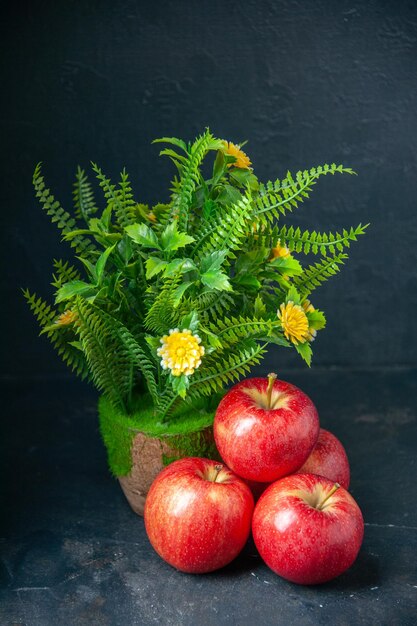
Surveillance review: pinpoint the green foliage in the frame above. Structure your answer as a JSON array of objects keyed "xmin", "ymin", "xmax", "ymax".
[
  {"xmin": 73, "ymin": 166, "xmax": 98, "ymax": 221},
  {"xmin": 23, "ymin": 289, "xmax": 89, "ymax": 379},
  {"xmin": 293, "ymin": 253, "xmax": 349, "ymax": 296},
  {"xmin": 253, "ymin": 164, "xmax": 356, "ymax": 224},
  {"xmin": 33, "ymin": 163, "xmax": 97, "ymax": 258},
  {"xmin": 25, "ymin": 130, "xmax": 367, "ymax": 429},
  {"xmin": 277, "ymin": 223, "xmax": 369, "ymax": 256}
]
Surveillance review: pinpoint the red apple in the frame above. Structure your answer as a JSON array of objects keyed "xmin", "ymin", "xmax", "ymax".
[
  {"xmin": 252, "ymin": 473, "xmax": 364, "ymax": 585},
  {"xmin": 297, "ymin": 428, "xmax": 350, "ymax": 489},
  {"xmin": 144, "ymin": 457, "xmax": 254, "ymax": 573},
  {"xmin": 214, "ymin": 374, "xmax": 320, "ymax": 482}
]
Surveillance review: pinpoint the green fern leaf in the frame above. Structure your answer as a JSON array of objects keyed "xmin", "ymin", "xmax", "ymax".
[
  {"xmin": 253, "ymin": 164, "xmax": 355, "ymax": 223},
  {"xmin": 292, "ymin": 253, "xmax": 348, "ymax": 296},
  {"xmin": 159, "ymin": 129, "xmax": 222, "ymax": 230},
  {"xmin": 75, "ymin": 298, "xmax": 159, "ymax": 411},
  {"xmin": 92, "ymin": 164, "xmax": 138, "ymax": 230},
  {"xmin": 277, "ymin": 223, "xmax": 368, "ymax": 256},
  {"xmin": 51, "ymin": 259, "xmax": 81, "ymax": 290},
  {"xmin": 188, "ymin": 340, "xmax": 267, "ymax": 397},
  {"xmin": 33, "ymin": 163, "xmax": 97, "ymax": 258},
  {"xmin": 73, "ymin": 166, "xmax": 98, "ymax": 222},
  {"xmin": 23, "ymin": 289, "xmax": 89, "ymax": 378},
  {"xmin": 194, "ymin": 195, "xmax": 253, "ymax": 260}
]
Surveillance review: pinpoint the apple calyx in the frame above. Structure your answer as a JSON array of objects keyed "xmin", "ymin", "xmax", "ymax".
[
  {"xmin": 266, "ymin": 373, "xmax": 277, "ymax": 409},
  {"xmin": 317, "ymin": 483, "xmax": 340, "ymax": 510}
]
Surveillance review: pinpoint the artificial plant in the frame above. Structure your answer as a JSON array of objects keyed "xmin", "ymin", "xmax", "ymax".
[{"xmin": 24, "ymin": 130, "xmax": 366, "ymax": 471}]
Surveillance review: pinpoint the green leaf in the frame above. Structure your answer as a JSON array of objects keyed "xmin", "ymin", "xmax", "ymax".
[
  {"xmin": 172, "ymin": 281, "xmax": 194, "ymax": 307},
  {"xmin": 145, "ymin": 257, "xmax": 168, "ymax": 279},
  {"xmin": 211, "ymin": 150, "xmax": 226, "ymax": 186},
  {"xmin": 152, "ymin": 136, "xmax": 188, "ymax": 153},
  {"xmin": 55, "ymin": 280, "xmax": 94, "ymax": 303},
  {"xmin": 164, "ymin": 258, "xmax": 196, "ymax": 277},
  {"xmin": 171, "ymin": 373, "xmax": 189, "ymax": 398},
  {"xmin": 258, "ymin": 334, "xmax": 291, "ymax": 347},
  {"xmin": 286, "ymin": 285, "xmax": 301, "ymax": 305},
  {"xmin": 216, "ymin": 184, "xmax": 242, "ymax": 206},
  {"xmin": 201, "ymin": 271, "xmax": 232, "ymax": 292},
  {"xmin": 294, "ymin": 341, "xmax": 312, "ymax": 366},
  {"xmin": 235, "ymin": 248, "xmax": 269, "ymax": 274},
  {"xmin": 269, "ymin": 256, "xmax": 303, "ymax": 276},
  {"xmin": 306, "ymin": 309, "xmax": 326, "ymax": 330},
  {"xmin": 125, "ymin": 223, "xmax": 160, "ymax": 249},
  {"xmin": 254, "ymin": 294, "xmax": 266, "ymax": 317},
  {"xmin": 180, "ymin": 311, "xmax": 199, "ymax": 332},
  {"xmin": 160, "ymin": 222, "xmax": 195, "ymax": 252},
  {"xmin": 96, "ymin": 243, "xmax": 117, "ymax": 283},
  {"xmin": 200, "ymin": 250, "xmax": 228, "ymax": 274},
  {"xmin": 233, "ymin": 275, "xmax": 261, "ymax": 291},
  {"xmin": 76, "ymin": 256, "xmax": 97, "ymax": 282},
  {"xmin": 145, "ymin": 335, "xmax": 160, "ymax": 350}
]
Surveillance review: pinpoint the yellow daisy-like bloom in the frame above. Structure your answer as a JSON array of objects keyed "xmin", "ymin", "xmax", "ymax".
[
  {"xmin": 55, "ymin": 310, "xmax": 77, "ymax": 326},
  {"xmin": 277, "ymin": 301, "xmax": 310, "ymax": 345},
  {"xmin": 223, "ymin": 141, "xmax": 252, "ymax": 169},
  {"xmin": 157, "ymin": 328, "xmax": 205, "ymax": 377},
  {"xmin": 270, "ymin": 240, "xmax": 291, "ymax": 260},
  {"xmin": 147, "ymin": 211, "xmax": 157, "ymax": 223},
  {"xmin": 302, "ymin": 299, "xmax": 317, "ymax": 342}
]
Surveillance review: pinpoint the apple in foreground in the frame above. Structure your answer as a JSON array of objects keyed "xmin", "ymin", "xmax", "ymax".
[
  {"xmin": 214, "ymin": 374, "xmax": 320, "ymax": 482},
  {"xmin": 144, "ymin": 457, "xmax": 254, "ymax": 573},
  {"xmin": 252, "ymin": 473, "xmax": 364, "ymax": 585},
  {"xmin": 297, "ymin": 428, "xmax": 350, "ymax": 489}
]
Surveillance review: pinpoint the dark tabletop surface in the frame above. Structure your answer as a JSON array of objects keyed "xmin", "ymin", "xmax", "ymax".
[{"xmin": 1, "ymin": 368, "xmax": 416, "ymax": 626}]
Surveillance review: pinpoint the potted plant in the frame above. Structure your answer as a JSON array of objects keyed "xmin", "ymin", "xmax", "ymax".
[{"xmin": 24, "ymin": 130, "xmax": 367, "ymax": 514}]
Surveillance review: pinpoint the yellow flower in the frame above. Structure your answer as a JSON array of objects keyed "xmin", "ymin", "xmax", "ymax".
[
  {"xmin": 223, "ymin": 141, "xmax": 252, "ymax": 169},
  {"xmin": 277, "ymin": 301, "xmax": 310, "ymax": 345},
  {"xmin": 55, "ymin": 310, "xmax": 77, "ymax": 326},
  {"xmin": 302, "ymin": 299, "xmax": 317, "ymax": 342},
  {"xmin": 270, "ymin": 240, "xmax": 291, "ymax": 260},
  {"xmin": 148, "ymin": 211, "xmax": 157, "ymax": 223},
  {"xmin": 157, "ymin": 328, "xmax": 205, "ymax": 377}
]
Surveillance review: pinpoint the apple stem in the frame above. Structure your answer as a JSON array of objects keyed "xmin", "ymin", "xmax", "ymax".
[
  {"xmin": 266, "ymin": 373, "xmax": 277, "ymax": 409},
  {"xmin": 318, "ymin": 483, "xmax": 340, "ymax": 509},
  {"xmin": 213, "ymin": 464, "xmax": 223, "ymax": 482}
]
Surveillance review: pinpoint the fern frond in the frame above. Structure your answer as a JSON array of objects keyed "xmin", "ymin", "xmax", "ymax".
[
  {"xmin": 23, "ymin": 289, "xmax": 89, "ymax": 378},
  {"xmin": 33, "ymin": 163, "xmax": 97, "ymax": 258},
  {"xmin": 253, "ymin": 164, "xmax": 355, "ymax": 223},
  {"xmin": 277, "ymin": 223, "xmax": 368, "ymax": 256},
  {"xmin": 92, "ymin": 164, "xmax": 137, "ymax": 230},
  {"xmin": 75, "ymin": 299, "xmax": 159, "ymax": 411},
  {"xmin": 144, "ymin": 278, "xmax": 183, "ymax": 334},
  {"xmin": 73, "ymin": 166, "xmax": 98, "ymax": 222},
  {"xmin": 188, "ymin": 340, "xmax": 267, "ymax": 397},
  {"xmin": 191, "ymin": 290, "xmax": 235, "ymax": 322},
  {"xmin": 51, "ymin": 259, "xmax": 81, "ymax": 290},
  {"xmin": 292, "ymin": 253, "xmax": 348, "ymax": 296},
  {"xmin": 207, "ymin": 316, "xmax": 286, "ymax": 349},
  {"xmin": 165, "ymin": 129, "xmax": 219, "ymax": 230},
  {"xmin": 117, "ymin": 169, "xmax": 138, "ymax": 227},
  {"xmin": 194, "ymin": 195, "xmax": 253, "ymax": 260}
]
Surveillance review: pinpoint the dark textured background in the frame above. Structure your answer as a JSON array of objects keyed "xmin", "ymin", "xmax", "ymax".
[{"xmin": 2, "ymin": 0, "xmax": 417, "ymax": 378}]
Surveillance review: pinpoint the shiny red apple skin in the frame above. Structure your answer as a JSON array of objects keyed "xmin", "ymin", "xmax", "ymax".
[
  {"xmin": 144, "ymin": 457, "xmax": 254, "ymax": 574},
  {"xmin": 252, "ymin": 473, "xmax": 364, "ymax": 585},
  {"xmin": 214, "ymin": 377, "xmax": 320, "ymax": 482},
  {"xmin": 297, "ymin": 428, "xmax": 350, "ymax": 489}
]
